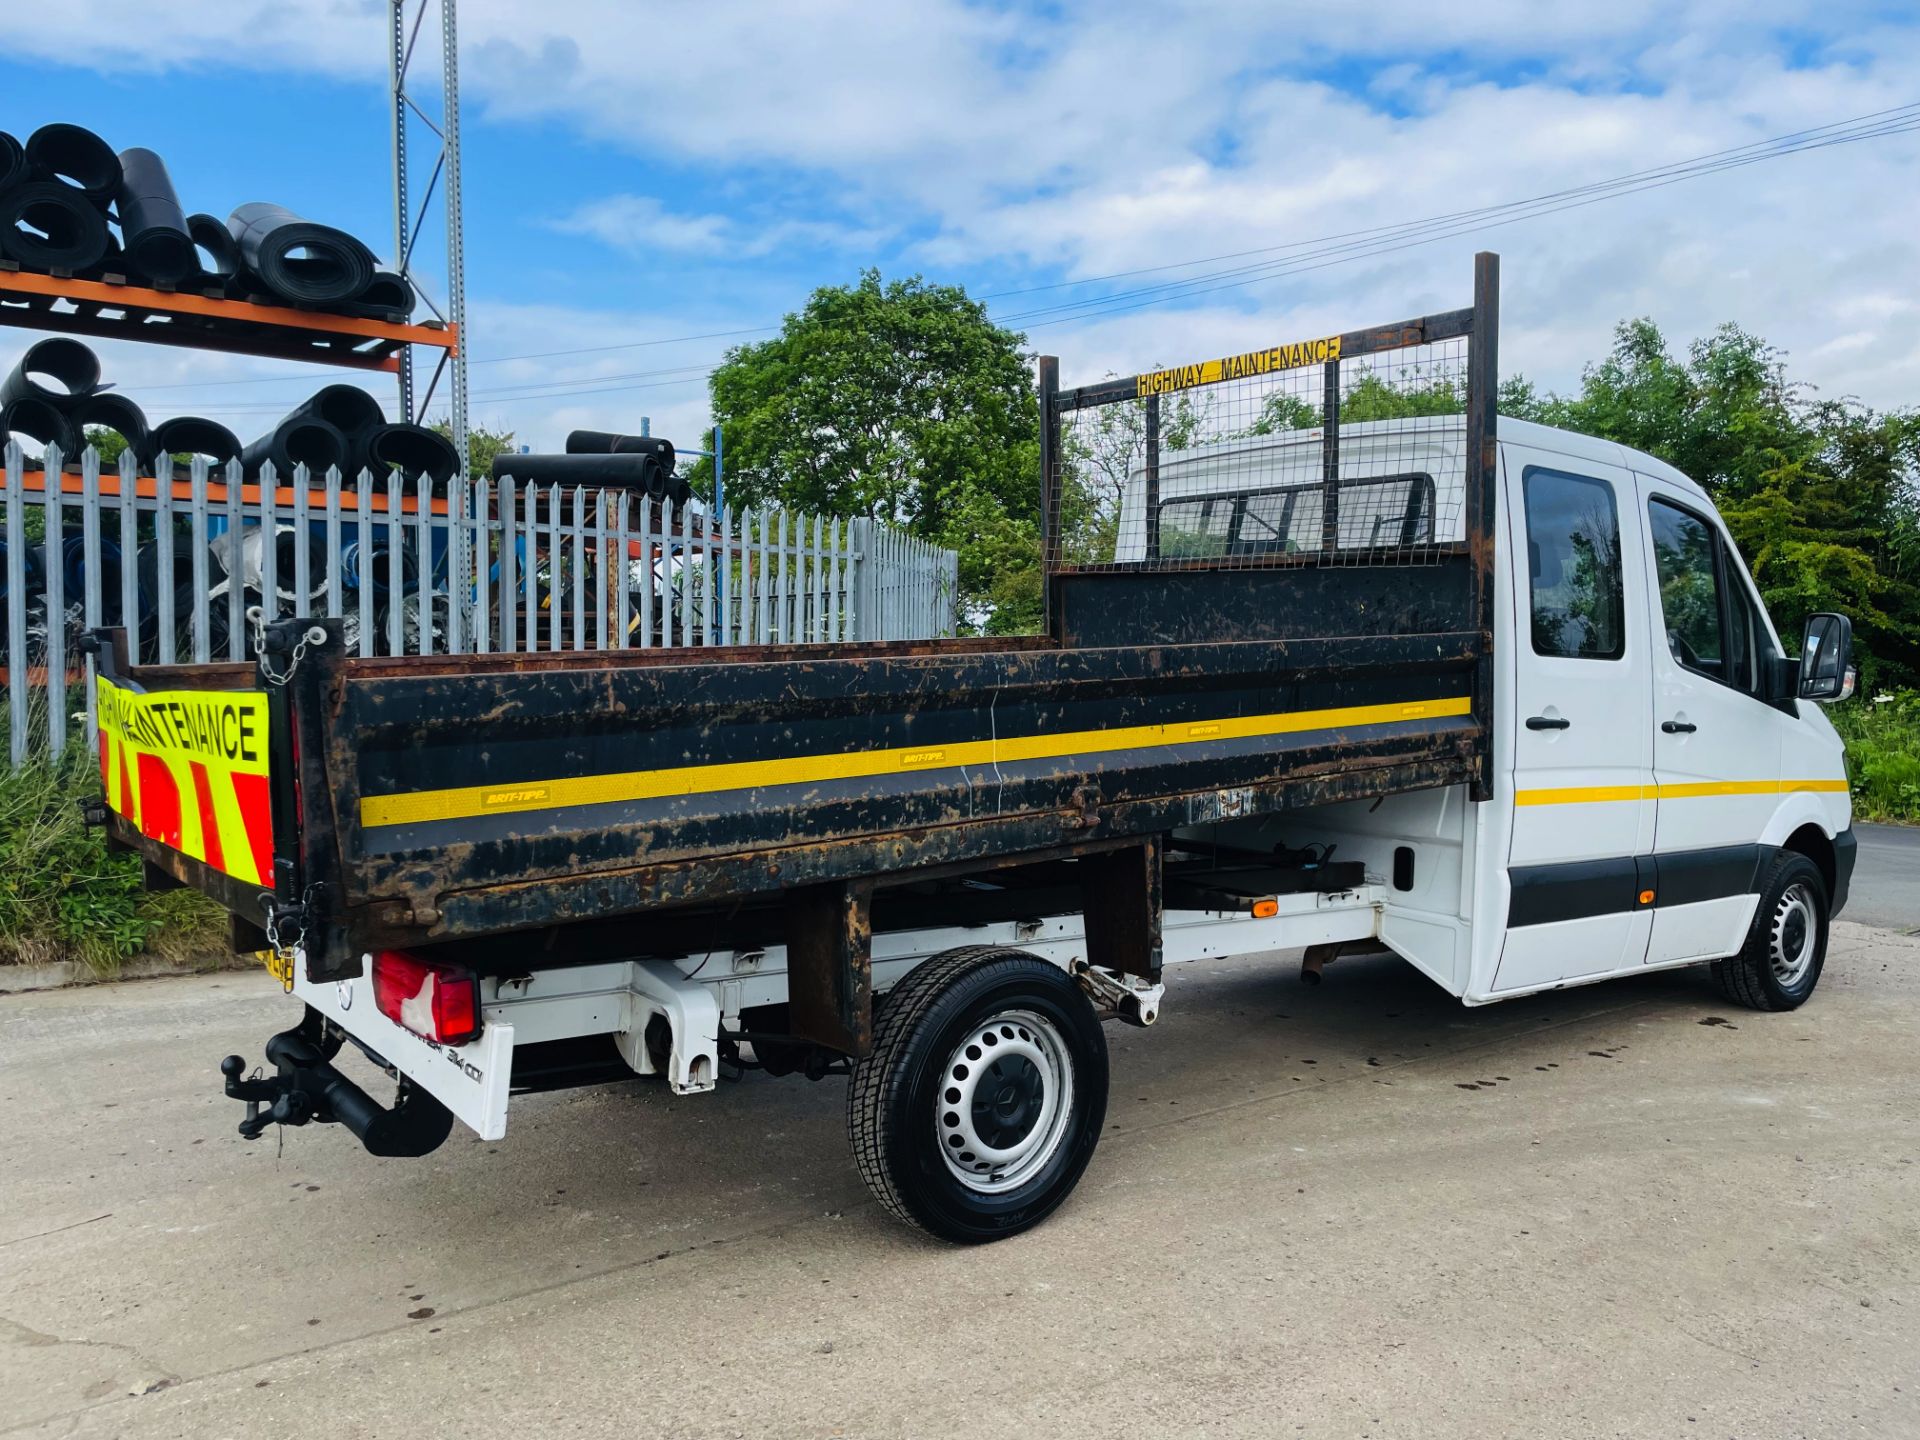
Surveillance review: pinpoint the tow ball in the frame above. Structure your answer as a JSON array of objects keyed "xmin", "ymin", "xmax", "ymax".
[
  {"xmin": 219, "ymin": 1024, "xmax": 456, "ymax": 1158},
  {"xmin": 221, "ymin": 1055, "xmax": 318, "ymax": 1138}
]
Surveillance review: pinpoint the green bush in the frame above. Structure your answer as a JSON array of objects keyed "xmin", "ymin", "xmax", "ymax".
[
  {"xmin": 0, "ymin": 740, "xmax": 228, "ymax": 975},
  {"xmin": 1831, "ymin": 690, "xmax": 1920, "ymax": 824}
]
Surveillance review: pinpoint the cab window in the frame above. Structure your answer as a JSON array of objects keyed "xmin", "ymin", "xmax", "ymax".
[
  {"xmin": 1726, "ymin": 570, "xmax": 1761, "ymax": 692},
  {"xmin": 1647, "ymin": 496, "xmax": 1774, "ymax": 696},
  {"xmin": 1647, "ymin": 500, "xmax": 1723, "ymax": 677},
  {"xmin": 1523, "ymin": 468, "xmax": 1624, "ymax": 660}
]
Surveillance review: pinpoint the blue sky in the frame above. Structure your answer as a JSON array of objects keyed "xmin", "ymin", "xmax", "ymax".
[{"xmin": 4, "ymin": 1, "xmax": 1918, "ymax": 456}]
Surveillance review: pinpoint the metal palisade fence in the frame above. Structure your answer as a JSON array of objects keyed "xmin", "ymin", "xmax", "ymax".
[{"xmin": 2, "ymin": 443, "xmax": 959, "ymax": 765}]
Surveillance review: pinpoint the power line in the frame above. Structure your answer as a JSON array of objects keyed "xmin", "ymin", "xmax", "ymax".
[
  {"xmin": 88, "ymin": 100, "xmax": 1920, "ymax": 418},
  {"xmin": 193, "ymin": 361, "xmax": 718, "ymax": 415},
  {"xmin": 996, "ymin": 109, "xmax": 1920, "ymax": 329},
  {"xmin": 971, "ymin": 100, "xmax": 1920, "ymax": 303}
]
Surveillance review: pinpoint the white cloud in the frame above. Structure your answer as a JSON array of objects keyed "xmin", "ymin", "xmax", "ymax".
[
  {"xmin": 4, "ymin": 0, "xmax": 1918, "ymax": 427},
  {"xmin": 550, "ymin": 195, "xmax": 887, "ymax": 261},
  {"xmin": 550, "ymin": 196, "xmax": 732, "ymax": 256}
]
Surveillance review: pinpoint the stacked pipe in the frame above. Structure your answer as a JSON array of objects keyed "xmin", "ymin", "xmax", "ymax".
[
  {"xmin": 0, "ymin": 122, "xmax": 415, "ymax": 318},
  {"xmin": 237, "ymin": 383, "xmax": 458, "ymax": 485},
  {"xmin": 0, "ymin": 338, "xmax": 467, "ymax": 484},
  {"xmin": 0, "ymin": 336, "xmax": 236, "ymax": 471},
  {"xmin": 2, "ymin": 338, "xmax": 118, "ymax": 468},
  {"xmin": 490, "ymin": 432, "xmax": 690, "ymax": 503}
]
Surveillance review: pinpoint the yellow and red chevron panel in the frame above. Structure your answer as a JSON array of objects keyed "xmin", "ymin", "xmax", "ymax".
[{"xmin": 96, "ymin": 676, "xmax": 274, "ymax": 887}]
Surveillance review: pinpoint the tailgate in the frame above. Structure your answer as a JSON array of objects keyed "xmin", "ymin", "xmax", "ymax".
[{"xmin": 96, "ymin": 665, "xmax": 277, "ymax": 903}]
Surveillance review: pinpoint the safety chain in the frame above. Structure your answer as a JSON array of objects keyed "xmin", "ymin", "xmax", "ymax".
[
  {"xmin": 259, "ymin": 885, "xmax": 317, "ymax": 994},
  {"xmin": 250, "ymin": 609, "xmax": 329, "ymax": 688}
]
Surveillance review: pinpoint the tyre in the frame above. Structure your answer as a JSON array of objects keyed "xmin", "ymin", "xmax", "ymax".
[
  {"xmin": 1711, "ymin": 851, "xmax": 1830, "ymax": 1011},
  {"xmin": 848, "ymin": 946, "xmax": 1108, "ymax": 1244}
]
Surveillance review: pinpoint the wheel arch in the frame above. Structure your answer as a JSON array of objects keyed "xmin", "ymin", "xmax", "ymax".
[
  {"xmin": 1778, "ymin": 821, "xmax": 1836, "ymax": 901},
  {"xmin": 1760, "ymin": 793, "xmax": 1838, "ymax": 892}
]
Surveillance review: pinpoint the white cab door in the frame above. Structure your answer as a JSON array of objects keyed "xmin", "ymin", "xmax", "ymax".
[
  {"xmin": 1495, "ymin": 449, "xmax": 1655, "ymax": 993},
  {"xmin": 1635, "ymin": 475, "xmax": 1786, "ymax": 963}
]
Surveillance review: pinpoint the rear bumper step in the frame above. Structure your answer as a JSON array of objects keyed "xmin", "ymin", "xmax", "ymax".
[{"xmin": 221, "ymin": 1026, "xmax": 455, "ymax": 1158}]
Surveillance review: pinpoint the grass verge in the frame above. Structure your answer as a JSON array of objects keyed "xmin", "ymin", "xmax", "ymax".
[
  {"xmin": 0, "ymin": 742, "xmax": 229, "ymax": 976},
  {"xmin": 1832, "ymin": 690, "xmax": 1920, "ymax": 824}
]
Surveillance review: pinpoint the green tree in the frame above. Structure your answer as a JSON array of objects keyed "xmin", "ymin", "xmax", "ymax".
[
  {"xmin": 82, "ymin": 425, "xmax": 130, "ymax": 468},
  {"xmin": 698, "ymin": 271, "xmax": 1040, "ymax": 629},
  {"xmin": 1510, "ymin": 319, "xmax": 1920, "ymax": 689},
  {"xmin": 432, "ymin": 421, "xmax": 517, "ymax": 482}
]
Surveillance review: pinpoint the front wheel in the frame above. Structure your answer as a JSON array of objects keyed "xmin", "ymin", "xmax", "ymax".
[
  {"xmin": 848, "ymin": 946, "xmax": 1108, "ymax": 1243},
  {"xmin": 1711, "ymin": 851, "xmax": 1830, "ymax": 1011}
]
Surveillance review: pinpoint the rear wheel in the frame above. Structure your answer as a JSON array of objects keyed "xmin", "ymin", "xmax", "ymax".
[
  {"xmin": 1711, "ymin": 851, "xmax": 1829, "ymax": 1011},
  {"xmin": 848, "ymin": 946, "xmax": 1108, "ymax": 1243}
]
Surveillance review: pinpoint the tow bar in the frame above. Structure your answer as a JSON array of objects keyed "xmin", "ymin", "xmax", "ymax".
[{"xmin": 221, "ymin": 1024, "xmax": 455, "ymax": 1158}]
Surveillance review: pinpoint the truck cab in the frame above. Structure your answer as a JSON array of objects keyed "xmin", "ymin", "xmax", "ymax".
[{"xmin": 1124, "ymin": 414, "xmax": 1854, "ymax": 1009}]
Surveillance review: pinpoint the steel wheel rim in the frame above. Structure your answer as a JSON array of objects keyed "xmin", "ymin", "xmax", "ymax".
[
  {"xmin": 935, "ymin": 1008, "xmax": 1075, "ymax": 1195},
  {"xmin": 1770, "ymin": 881, "xmax": 1818, "ymax": 987}
]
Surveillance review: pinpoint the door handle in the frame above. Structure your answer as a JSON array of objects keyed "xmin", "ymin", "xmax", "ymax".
[
  {"xmin": 1525, "ymin": 715, "xmax": 1570, "ymax": 731},
  {"xmin": 1661, "ymin": 719, "xmax": 1697, "ymax": 734}
]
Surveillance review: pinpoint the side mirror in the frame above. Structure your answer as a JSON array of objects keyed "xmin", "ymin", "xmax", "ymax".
[{"xmin": 1797, "ymin": 612, "xmax": 1855, "ymax": 702}]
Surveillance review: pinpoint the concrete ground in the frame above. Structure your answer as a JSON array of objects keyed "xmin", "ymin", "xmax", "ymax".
[{"xmin": 3, "ymin": 923, "xmax": 1918, "ymax": 1440}]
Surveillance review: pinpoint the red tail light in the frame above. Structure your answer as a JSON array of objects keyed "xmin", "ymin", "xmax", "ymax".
[{"xmin": 371, "ymin": 950, "xmax": 482, "ymax": 1046}]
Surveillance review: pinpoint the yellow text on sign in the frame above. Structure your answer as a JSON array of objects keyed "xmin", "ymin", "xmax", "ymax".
[{"xmin": 1135, "ymin": 335, "xmax": 1343, "ymax": 398}]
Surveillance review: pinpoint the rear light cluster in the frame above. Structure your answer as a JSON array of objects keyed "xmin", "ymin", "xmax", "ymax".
[{"xmin": 372, "ymin": 950, "xmax": 483, "ymax": 1046}]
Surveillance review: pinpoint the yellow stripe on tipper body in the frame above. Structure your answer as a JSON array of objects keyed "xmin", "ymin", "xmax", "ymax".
[
  {"xmin": 359, "ymin": 694, "xmax": 1471, "ymax": 830},
  {"xmin": 1517, "ymin": 778, "xmax": 1848, "ymax": 806}
]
